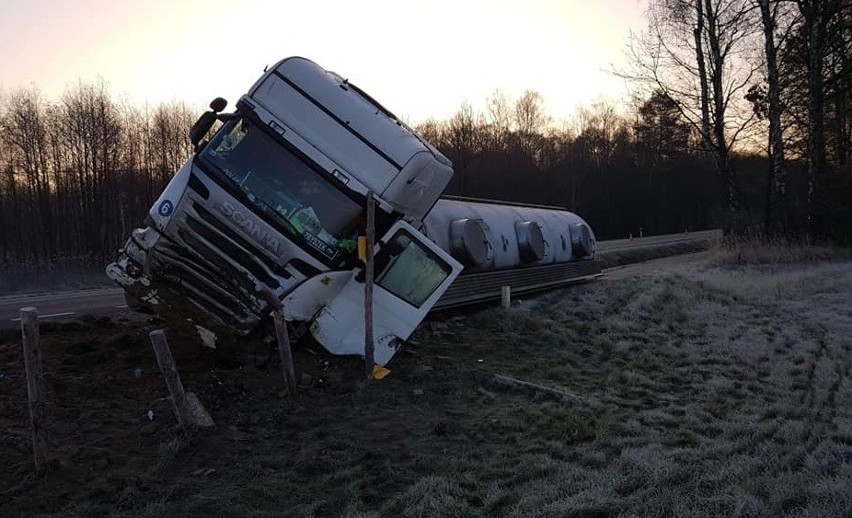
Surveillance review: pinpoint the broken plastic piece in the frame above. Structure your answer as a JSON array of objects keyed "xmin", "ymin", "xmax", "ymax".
[
  {"xmin": 371, "ymin": 364, "xmax": 391, "ymax": 380},
  {"xmin": 195, "ymin": 325, "xmax": 218, "ymax": 349}
]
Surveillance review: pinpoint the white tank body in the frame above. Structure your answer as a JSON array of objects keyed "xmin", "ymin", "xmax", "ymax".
[{"xmin": 423, "ymin": 198, "xmax": 597, "ymax": 274}]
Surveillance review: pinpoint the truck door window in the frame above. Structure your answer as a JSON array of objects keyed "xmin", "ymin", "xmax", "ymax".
[{"xmin": 375, "ymin": 230, "xmax": 453, "ymax": 307}]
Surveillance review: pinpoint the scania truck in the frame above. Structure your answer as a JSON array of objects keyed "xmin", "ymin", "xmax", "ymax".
[{"xmin": 107, "ymin": 57, "xmax": 600, "ymax": 365}]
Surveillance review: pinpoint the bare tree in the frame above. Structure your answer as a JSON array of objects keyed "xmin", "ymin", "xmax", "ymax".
[
  {"xmin": 151, "ymin": 101, "xmax": 195, "ymax": 186},
  {"xmin": 575, "ymin": 100, "xmax": 630, "ymax": 167},
  {"xmin": 754, "ymin": 0, "xmax": 789, "ymax": 235},
  {"xmin": 445, "ymin": 102, "xmax": 484, "ymax": 195},
  {"xmin": 514, "ymin": 90, "xmax": 550, "ymax": 159},
  {"xmin": 485, "ymin": 89, "xmax": 513, "ymax": 151},
  {"xmin": 0, "ymin": 81, "xmax": 208, "ymax": 267},
  {"xmin": 623, "ymin": 0, "xmax": 760, "ymax": 233},
  {"xmin": 414, "ymin": 118, "xmax": 446, "ymax": 149},
  {"xmin": 694, "ymin": 0, "xmax": 713, "ymax": 151},
  {"xmin": 1, "ymin": 88, "xmax": 55, "ymax": 259},
  {"xmin": 57, "ymin": 80, "xmax": 123, "ymax": 256},
  {"xmin": 793, "ymin": 0, "xmax": 842, "ymax": 236}
]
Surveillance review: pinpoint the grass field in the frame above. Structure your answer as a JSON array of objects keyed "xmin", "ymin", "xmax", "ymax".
[
  {"xmin": 2, "ymin": 254, "xmax": 851, "ymax": 516},
  {"xmin": 169, "ymin": 257, "xmax": 852, "ymax": 516}
]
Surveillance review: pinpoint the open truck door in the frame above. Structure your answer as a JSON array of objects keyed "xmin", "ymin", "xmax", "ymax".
[{"xmin": 310, "ymin": 220, "xmax": 463, "ymax": 365}]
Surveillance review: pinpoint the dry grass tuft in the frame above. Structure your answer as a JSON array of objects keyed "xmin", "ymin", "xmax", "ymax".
[{"xmin": 709, "ymin": 236, "xmax": 852, "ymax": 267}]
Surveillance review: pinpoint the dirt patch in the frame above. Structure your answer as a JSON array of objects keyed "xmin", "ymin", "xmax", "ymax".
[{"xmin": 2, "ymin": 259, "xmax": 852, "ymax": 516}]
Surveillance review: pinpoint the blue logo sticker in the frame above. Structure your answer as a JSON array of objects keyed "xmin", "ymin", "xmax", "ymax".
[{"xmin": 158, "ymin": 200, "xmax": 174, "ymax": 217}]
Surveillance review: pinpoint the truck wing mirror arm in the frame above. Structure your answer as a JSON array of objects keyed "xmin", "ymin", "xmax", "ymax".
[
  {"xmin": 189, "ymin": 98, "xmax": 230, "ymax": 152},
  {"xmin": 190, "ymin": 111, "xmax": 219, "ymax": 151}
]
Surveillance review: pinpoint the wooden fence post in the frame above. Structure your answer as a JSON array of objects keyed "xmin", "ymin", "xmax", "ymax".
[
  {"xmin": 501, "ymin": 286, "xmax": 511, "ymax": 309},
  {"xmin": 149, "ymin": 329, "xmax": 214, "ymax": 431},
  {"xmin": 364, "ymin": 191, "xmax": 376, "ymax": 378},
  {"xmin": 261, "ymin": 290, "xmax": 298, "ymax": 396},
  {"xmin": 20, "ymin": 307, "xmax": 48, "ymax": 473}
]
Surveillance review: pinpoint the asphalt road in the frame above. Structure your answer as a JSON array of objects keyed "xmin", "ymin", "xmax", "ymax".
[
  {"xmin": 0, "ymin": 231, "xmax": 721, "ymax": 328},
  {"xmin": 596, "ymin": 229, "xmax": 721, "ymax": 253},
  {"xmin": 1, "ymin": 288, "xmax": 128, "ymax": 327}
]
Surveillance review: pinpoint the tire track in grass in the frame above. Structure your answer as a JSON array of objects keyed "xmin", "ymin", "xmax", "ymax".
[{"xmin": 768, "ymin": 322, "xmax": 845, "ymax": 473}]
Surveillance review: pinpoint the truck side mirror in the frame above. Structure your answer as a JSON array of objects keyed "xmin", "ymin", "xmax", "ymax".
[
  {"xmin": 190, "ymin": 111, "xmax": 218, "ymax": 150},
  {"xmin": 189, "ymin": 97, "xmax": 228, "ymax": 151},
  {"xmin": 209, "ymin": 97, "xmax": 227, "ymax": 112}
]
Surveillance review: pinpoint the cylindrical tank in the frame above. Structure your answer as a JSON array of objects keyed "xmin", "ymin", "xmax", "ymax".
[{"xmin": 422, "ymin": 198, "xmax": 596, "ymax": 273}]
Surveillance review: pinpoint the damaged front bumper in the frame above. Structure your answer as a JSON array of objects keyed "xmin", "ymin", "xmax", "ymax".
[
  {"xmin": 106, "ymin": 227, "xmax": 167, "ymax": 310},
  {"xmin": 106, "ymin": 225, "xmax": 267, "ymax": 333}
]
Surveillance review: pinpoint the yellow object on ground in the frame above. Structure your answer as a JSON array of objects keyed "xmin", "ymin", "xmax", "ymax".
[{"xmin": 371, "ymin": 364, "xmax": 391, "ymax": 380}]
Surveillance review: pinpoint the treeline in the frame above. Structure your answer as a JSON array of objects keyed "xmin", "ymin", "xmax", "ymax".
[
  {"xmin": 626, "ymin": 0, "xmax": 852, "ymax": 240},
  {"xmin": 421, "ymin": 0, "xmax": 852, "ymax": 243},
  {"xmin": 0, "ymin": 82, "xmax": 194, "ymax": 265},
  {"xmin": 1, "ymin": 0, "xmax": 851, "ymax": 268},
  {"xmin": 415, "ymin": 93, "xmax": 725, "ymax": 239},
  {"xmin": 0, "ymin": 83, "xmax": 724, "ymax": 270}
]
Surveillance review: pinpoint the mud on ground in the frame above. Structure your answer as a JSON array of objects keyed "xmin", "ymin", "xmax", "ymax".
[{"xmin": 2, "ymin": 257, "xmax": 852, "ymax": 516}]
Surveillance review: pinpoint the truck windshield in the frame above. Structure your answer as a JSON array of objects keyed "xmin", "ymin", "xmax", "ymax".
[{"xmin": 199, "ymin": 118, "xmax": 362, "ymax": 263}]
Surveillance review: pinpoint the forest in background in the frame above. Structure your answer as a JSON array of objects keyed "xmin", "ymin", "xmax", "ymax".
[{"xmin": 0, "ymin": 0, "xmax": 850, "ymax": 271}]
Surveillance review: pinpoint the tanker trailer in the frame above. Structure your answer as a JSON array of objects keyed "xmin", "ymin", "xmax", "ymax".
[
  {"xmin": 106, "ymin": 56, "xmax": 600, "ymax": 366},
  {"xmin": 426, "ymin": 197, "xmax": 600, "ymax": 310}
]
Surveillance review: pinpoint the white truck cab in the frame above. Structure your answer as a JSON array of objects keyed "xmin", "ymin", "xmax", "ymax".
[
  {"xmin": 108, "ymin": 57, "xmax": 462, "ymax": 365},
  {"xmin": 107, "ymin": 56, "xmax": 600, "ymax": 367}
]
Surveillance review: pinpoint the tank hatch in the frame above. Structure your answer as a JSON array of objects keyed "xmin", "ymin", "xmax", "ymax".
[
  {"xmin": 450, "ymin": 218, "xmax": 491, "ymax": 267},
  {"xmin": 515, "ymin": 221, "xmax": 545, "ymax": 263},
  {"xmin": 570, "ymin": 223, "xmax": 594, "ymax": 259}
]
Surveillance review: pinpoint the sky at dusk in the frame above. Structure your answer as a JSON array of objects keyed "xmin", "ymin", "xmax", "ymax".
[{"xmin": 0, "ymin": 0, "xmax": 646, "ymax": 123}]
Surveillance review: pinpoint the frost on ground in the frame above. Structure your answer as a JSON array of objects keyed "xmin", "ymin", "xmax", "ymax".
[
  {"xmin": 4, "ymin": 257, "xmax": 851, "ymax": 517},
  {"xmin": 435, "ymin": 258, "xmax": 852, "ymax": 517},
  {"xmin": 168, "ymin": 258, "xmax": 852, "ymax": 517}
]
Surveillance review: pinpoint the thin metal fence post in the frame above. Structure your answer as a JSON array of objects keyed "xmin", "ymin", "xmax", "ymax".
[{"xmin": 364, "ymin": 191, "xmax": 375, "ymax": 377}]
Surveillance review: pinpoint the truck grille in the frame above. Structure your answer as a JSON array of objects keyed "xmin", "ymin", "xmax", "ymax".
[
  {"xmin": 148, "ymin": 199, "xmax": 292, "ymax": 331},
  {"xmin": 151, "ymin": 240, "xmax": 256, "ymax": 327}
]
